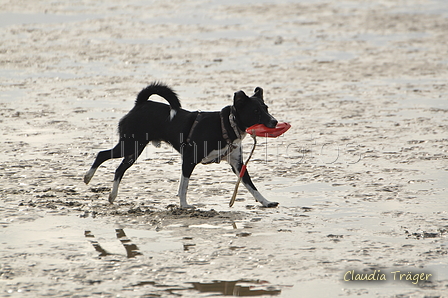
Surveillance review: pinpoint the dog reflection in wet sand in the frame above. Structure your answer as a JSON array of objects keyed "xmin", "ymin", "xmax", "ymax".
[
  {"xmin": 85, "ymin": 229, "xmax": 141, "ymax": 258},
  {"xmin": 84, "ymin": 82, "xmax": 279, "ymax": 208},
  {"xmin": 192, "ymin": 280, "xmax": 281, "ymax": 296}
]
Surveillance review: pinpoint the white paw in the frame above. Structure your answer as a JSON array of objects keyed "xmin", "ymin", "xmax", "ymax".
[
  {"xmin": 108, "ymin": 181, "xmax": 119, "ymax": 203},
  {"xmin": 108, "ymin": 193, "xmax": 117, "ymax": 204},
  {"xmin": 263, "ymin": 201, "xmax": 279, "ymax": 208},
  {"xmin": 84, "ymin": 168, "xmax": 96, "ymax": 184}
]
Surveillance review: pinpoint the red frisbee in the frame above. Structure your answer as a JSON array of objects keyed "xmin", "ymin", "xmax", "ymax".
[{"xmin": 246, "ymin": 122, "xmax": 291, "ymax": 137}]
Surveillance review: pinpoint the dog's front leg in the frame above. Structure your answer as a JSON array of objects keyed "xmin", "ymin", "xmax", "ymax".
[
  {"xmin": 177, "ymin": 159, "xmax": 196, "ymax": 208},
  {"xmin": 178, "ymin": 174, "xmax": 193, "ymax": 208},
  {"xmin": 228, "ymin": 147, "xmax": 278, "ymax": 208}
]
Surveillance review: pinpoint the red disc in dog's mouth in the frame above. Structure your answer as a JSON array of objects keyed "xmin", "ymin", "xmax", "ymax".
[{"xmin": 246, "ymin": 122, "xmax": 291, "ymax": 137}]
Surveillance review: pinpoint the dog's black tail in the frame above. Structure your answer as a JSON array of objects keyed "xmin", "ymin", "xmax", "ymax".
[{"xmin": 135, "ymin": 82, "xmax": 181, "ymax": 119}]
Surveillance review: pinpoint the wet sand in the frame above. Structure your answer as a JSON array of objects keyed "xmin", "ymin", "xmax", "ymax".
[{"xmin": 1, "ymin": 0, "xmax": 447, "ymax": 297}]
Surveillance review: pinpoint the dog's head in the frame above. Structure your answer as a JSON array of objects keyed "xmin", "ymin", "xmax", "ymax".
[{"xmin": 233, "ymin": 87, "xmax": 278, "ymax": 129}]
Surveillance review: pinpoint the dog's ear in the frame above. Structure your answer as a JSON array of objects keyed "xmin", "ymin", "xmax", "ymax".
[
  {"xmin": 254, "ymin": 87, "xmax": 263, "ymax": 100},
  {"xmin": 234, "ymin": 90, "xmax": 249, "ymax": 107}
]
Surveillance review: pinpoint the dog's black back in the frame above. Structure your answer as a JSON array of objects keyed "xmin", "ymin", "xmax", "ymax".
[{"xmin": 119, "ymin": 100, "xmax": 196, "ymax": 153}]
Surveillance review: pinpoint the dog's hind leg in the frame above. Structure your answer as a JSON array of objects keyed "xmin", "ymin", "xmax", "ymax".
[
  {"xmin": 84, "ymin": 143, "xmax": 125, "ymax": 185},
  {"xmin": 109, "ymin": 155, "xmax": 135, "ymax": 203},
  {"xmin": 108, "ymin": 152, "xmax": 141, "ymax": 203}
]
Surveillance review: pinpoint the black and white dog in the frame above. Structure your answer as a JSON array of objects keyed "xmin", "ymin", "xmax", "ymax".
[{"xmin": 84, "ymin": 82, "xmax": 279, "ymax": 208}]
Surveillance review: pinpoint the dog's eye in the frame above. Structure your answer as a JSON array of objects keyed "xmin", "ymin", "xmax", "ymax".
[{"xmin": 254, "ymin": 109, "xmax": 260, "ymax": 114}]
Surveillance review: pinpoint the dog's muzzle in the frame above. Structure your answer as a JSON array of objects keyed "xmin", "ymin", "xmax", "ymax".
[{"xmin": 266, "ymin": 118, "xmax": 278, "ymax": 128}]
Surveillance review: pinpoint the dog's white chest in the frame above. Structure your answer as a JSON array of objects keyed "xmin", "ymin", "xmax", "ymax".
[{"xmin": 201, "ymin": 142, "xmax": 240, "ymax": 164}]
